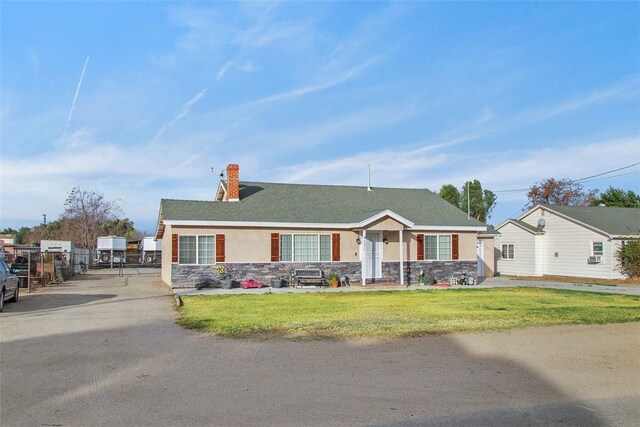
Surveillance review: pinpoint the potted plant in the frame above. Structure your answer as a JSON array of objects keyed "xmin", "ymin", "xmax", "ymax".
[
  {"xmin": 325, "ymin": 271, "xmax": 340, "ymax": 288},
  {"xmin": 215, "ymin": 265, "xmax": 235, "ymax": 289}
]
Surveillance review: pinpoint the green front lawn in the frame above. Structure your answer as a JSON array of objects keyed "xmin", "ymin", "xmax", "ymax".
[{"xmin": 178, "ymin": 288, "xmax": 640, "ymax": 340}]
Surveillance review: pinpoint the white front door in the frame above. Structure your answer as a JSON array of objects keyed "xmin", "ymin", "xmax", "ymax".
[
  {"xmin": 476, "ymin": 240, "xmax": 485, "ymax": 277},
  {"xmin": 364, "ymin": 232, "xmax": 382, "ymax": 279}
]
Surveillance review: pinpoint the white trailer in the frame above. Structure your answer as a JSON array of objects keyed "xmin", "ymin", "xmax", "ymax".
[
  {"xmin": 41, "ymin": 240, "xmax": 74, "ymax": 253},
  {"xmin": 142, "ymin": 237, "xmax": 161, "ymax": 264},
  {"xmin": 97, "ymin": 236, "xmax": 127, "ymax": 266}
]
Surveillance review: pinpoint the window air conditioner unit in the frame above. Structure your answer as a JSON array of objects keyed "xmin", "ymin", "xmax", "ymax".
[{"xmin": 587, "ymin": 256, "xmax": 603, "ymax": 264}]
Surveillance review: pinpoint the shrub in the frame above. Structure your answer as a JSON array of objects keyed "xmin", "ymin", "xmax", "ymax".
[{"xmin": 617, "ymin": 239, "xmax": 640, "ymax": 278}]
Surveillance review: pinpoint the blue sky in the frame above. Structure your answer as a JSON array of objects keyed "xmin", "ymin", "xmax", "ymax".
[{"xmin": 2, "ymin": 1, "xmax": 639, "ymax": 234}]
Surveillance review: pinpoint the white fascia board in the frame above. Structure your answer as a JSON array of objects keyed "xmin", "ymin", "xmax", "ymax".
[
  {"xmin": 501, "ymin": 219, "xmax": 541, "ymax": 235},
  {"xmin": 479, "ymin": 233, "xmax": 501, "ymax": 238},
  {"xmin": 164, "ymin": 219, "xmax": 486, "ymax": 232},
  {"xmin": 165, "ymin": 220, "xmax": 356, "ymax": 229},
  {"xmin": 357, "ymin": 209, "xmax": 415, "ymax": 228},
  {"xmin": 412, "ymin": 225, "xmax": 487, "ymax": 232},
  {"xmin": 215, "ymin": 181, "xmax": 227, "ymax": 202},
  {"xmin": 154, "ymin": 209, "xmax": 165, "ymax": 239}
]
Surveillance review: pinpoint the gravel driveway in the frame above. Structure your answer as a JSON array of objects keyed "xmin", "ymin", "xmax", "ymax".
[{"xmin": 1, "ymin": 273, "xmax": 638, "ymax": 426}]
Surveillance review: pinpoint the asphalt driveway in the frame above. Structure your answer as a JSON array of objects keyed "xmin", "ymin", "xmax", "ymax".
[{"xmin": 1, "ymin": 273, "xmax": 639, "ymax": 426}]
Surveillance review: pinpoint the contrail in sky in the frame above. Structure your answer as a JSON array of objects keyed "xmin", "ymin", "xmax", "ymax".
[{"xmin": 63, "ymin": 55, "xmax": 90, "ymax": 138}]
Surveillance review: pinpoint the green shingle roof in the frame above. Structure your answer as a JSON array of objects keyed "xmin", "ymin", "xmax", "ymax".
[
  {"xmin": 160, "ymin": 181, "xmax": 485, "ymax": 228},
  {"xmin": 543, "ymin": 205, "xmax": 640, "ymax": 236}
]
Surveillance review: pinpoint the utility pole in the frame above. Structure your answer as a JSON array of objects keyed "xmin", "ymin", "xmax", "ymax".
[{"xmin": 466, "ymin": 182, "xmax": 470, "ymax": 219}]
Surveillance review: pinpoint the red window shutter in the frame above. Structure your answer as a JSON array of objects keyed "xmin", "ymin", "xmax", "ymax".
[
  {"xmin": 216, "ymin": 234, "xmax": 225, "ymax": 263},
  {"xmin": 332, "ymin": 233, "xmax": 340, "ymax": 261},
  {"xmin": 452, "ymin": 234, "xmax": 459, "ymax": 260},
  {"xmin": 417, "ymin": 234, "xmax": 424, "ymax": 261},
  {"xmin": 172, "ymin": 234, "xmax": 178, "ymax": 263},
  {"xmin": 271, "ymin": 233, "xmax": 279, "ymax": 262}
]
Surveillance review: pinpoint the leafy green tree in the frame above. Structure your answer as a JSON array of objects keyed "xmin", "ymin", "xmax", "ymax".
[
  {"xmin": 99, "ymin": 218, "xmax": 140, "ymax": 241},
  {"xmin": 460, "ymin": 180, "xmax": 497, "ymax": 222},
  {"xmin": 617, "ymin": 239, "xmax": 640, "ymax": 278},
  {"xmin": 439, "ymin": 184, "xmax": 461, "ymax": 207},
  {"xmin": 526, "ymin": 178, "xmax": 596, "ymax": 208},
  {"xmin": 0, "ymin": 227, "xmax": 29, "ymax": 244},
  {"xmin": 592, "ymin": 187, "xmax": 640, "ymax": 208},
  {"xmin": 439, "ymin": 180, "xmax": 497, "ymax": 222}
]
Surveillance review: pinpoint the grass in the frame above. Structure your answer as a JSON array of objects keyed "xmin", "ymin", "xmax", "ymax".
[
  {"xmin": 178, "ymin": 288, "xmax": 640, "ymax": 340},
  {"xmin": 506, "ymin": 275, "xmax": 640, "ymax": 286}
]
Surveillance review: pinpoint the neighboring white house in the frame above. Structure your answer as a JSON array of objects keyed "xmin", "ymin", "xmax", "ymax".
[{"xmin": 495, "ymin": 204, "xmax": 640, "ymax": 279}]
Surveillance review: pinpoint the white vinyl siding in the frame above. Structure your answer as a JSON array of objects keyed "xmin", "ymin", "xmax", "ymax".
[
  {"xmin": 518, "ymin": 207, "xmax": 622, "ymax": 279},
  {"xmin": 178, "ymin": 235, "xmax": 215, "ymax": 265},
  {"xmin": 280, "ymin": 234, "xmax": 331, "ymax": 262},
  {"xmin": 495, "ymin": 223, "xmax": 536, "ymax": 276}
]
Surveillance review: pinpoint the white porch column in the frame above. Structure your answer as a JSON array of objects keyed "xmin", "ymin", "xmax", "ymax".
[
  {"xmin": 399, "ymin": 229, "xmax": 404, "ymax": 285},
  {"xmin": 361, "ymin": 229, "xmax": 366, "ymax": 286}
]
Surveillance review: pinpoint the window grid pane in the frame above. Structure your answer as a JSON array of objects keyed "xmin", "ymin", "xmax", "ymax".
[
  {"xmin": 294, "ymin": 234, "xmax": 318, "ymax": 262},
  {"xmin": 179, "ymin": 236, "xmax": 196, "ymax": 264},
  {"xmin": 198, "ymin": 236, "xmax": 215, "ymax": 265},
  {"xmin": 508, "ymin": 244, "xmax": 514, "ymax": 259},
  {"xmin": 438, "ymin": 235, "xmax": 451, "ymax": 260},
  {"xmin": 280, "ymin": 234, "xmax": 292, "ymax": 262},
  {"xmin": 425, "ymin": 236, "xmax": 438, "ymax": 260},
  {"xmin": 319, "ymin": 235, "xmax": 331, "ymax": 261},
  {"xmin": 592, "ymin": 242, "xmax": 603, "ymax": 256}
]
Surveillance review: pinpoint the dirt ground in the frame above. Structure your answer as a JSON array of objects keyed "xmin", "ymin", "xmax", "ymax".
[{"xmin": 1, "ymin": 273, "xmax": 639, "ymax": 426}]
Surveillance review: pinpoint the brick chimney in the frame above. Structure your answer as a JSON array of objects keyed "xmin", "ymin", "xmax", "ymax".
[{"xmin": 226, "ymin": 163, "xmax": 240, "ymax": 202}]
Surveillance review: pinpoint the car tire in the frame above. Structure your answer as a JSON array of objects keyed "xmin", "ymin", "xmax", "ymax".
[
  {"xmin": 12, "ymin": 286, "xmax": 19, "ymax": 302},
  {"xmin": 0, "ymin": 289, "xmax": 5, "ymax": 313}
]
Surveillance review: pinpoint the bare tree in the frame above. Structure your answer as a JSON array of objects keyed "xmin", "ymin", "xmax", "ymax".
[
  {"xmin": 526, "ymin": 178, "xmax": 597, "ymax": 209},
  {"xmin": 61, "ymin": 187, "xmax": 122, "ymax": 248}
]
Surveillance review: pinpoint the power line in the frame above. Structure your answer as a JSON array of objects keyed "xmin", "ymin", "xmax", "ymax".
[
  {"xmin": 493, "ymin": 161, "xmax": 640, "ymax": 193},
  {"xmin": 573, "ymin": 161, "xmax": 640, "ymax": 183}
]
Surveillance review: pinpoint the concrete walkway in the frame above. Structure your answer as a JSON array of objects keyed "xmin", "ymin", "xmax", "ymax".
[{"xmin": 174, "ymin": 276, "xmax": 640, "ymax": 296}]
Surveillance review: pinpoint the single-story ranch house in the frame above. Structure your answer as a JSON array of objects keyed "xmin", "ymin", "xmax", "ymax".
[
  {"xmin": 155, "ymin": 164, "xmax": 495, "ymax": 288},
  {"xmin": 495, "ymin": 204, "xmax": 640, "ymax": 279}
]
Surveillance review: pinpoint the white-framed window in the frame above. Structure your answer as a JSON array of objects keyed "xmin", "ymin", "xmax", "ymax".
[
  {"xmin": 425, "ymin": 235, "xmax": 452, "ymax": 260},
  {"xmin": 178, "ymin": 235, "xmax": 215, "ymax": 265},
  {"xmin": 501, "ymin": 243, "xmax": 515, "ymax": 260},
  {"xmin": 591, "ymin": 241, "xmax": 604, "ymax": 257},
  {"xmin": 280, "ymin": 234, "xmax": 332, "ymax": 262}
]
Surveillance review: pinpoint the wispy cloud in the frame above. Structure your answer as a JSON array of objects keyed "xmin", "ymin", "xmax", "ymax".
[
  {"xmin": 245, "ymin": 55, "xmax": 382, "ymax": 107},
  {"xmin": 216, "ymin": 60, "xmax": 257, "ymax": 81},
  {"xmin": 150, "ymin": 86, "xmax": 209, "ymax": 143}
]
